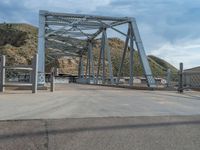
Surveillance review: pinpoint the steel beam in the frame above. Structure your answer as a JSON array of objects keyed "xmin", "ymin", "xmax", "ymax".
[
  {"xmin": 97, "ymin": 20, "xmax": 128, "ymax": 37},
  {"xmin": 117, "ymin": 27, "xmax": 130, "ymax": 84},
  {"xmin": 46, "ymin": 40, "xmax": 83, "ymax": 53},
  {"xmin": 46, "ymin": 18, "xmax": 103, "ymax": 26},
  {"xmin": 88, "ymin": 41, "xmax": 95, "ymax": 83},
  {"xmin": 46, "ymin": 21, "xmax": 100, "ymax": 29},
  {"xmin": 0, "ymin": 55, "xmax": 5, "ymax": 92},
  {"xmin": 87, "ymin": 42, "xmax": 91, "ymax": 83},
  {"xmin": 130, "ymin": 18, "xmax": 156, "ymax": 87},
  {"xmin": 96, "ymin": 41, "xmax": 102, "ymax": 84},
  {"xmin": 89, "ymin": 28, "xmax": 103, "ymax": 40},
  {"xmin": 104, "ymin": 30, "xmax": 114, "ymax": 84},
  {"xmin": 43, "ymin": 10, "xmax": 129, "ymax": 22},
  {"xmin": 110, "ymin": 20, "xmax": 129, "ymax": 27},
  {"xmin": 129, "ymin": 23, "xmax": 134, "ymax": 86},
  {"xmin": 38, "ymin": 10, "xmax": 46, "ymax": 85},
  {"xmin": 101, "ymin": 30, "xmax": 106, "ymax": 84}
]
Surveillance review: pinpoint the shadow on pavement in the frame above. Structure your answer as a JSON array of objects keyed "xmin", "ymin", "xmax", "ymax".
[{"xmin": 0, "ymin": 119, "xmax": 200, "ymax": 141}]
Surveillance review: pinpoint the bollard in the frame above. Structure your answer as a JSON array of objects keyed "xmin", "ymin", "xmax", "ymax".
[
  {"xmin": 166, "ymin": 68, "xmax": 171, "ymax": 88},
  {"xmin": 0, "ymin": 55, "xmax": 5, "ymax": 92},
  {"xmin": 178, "ymin": 63, "xmax": 183, "ymax": 93},
  {"xmin": 32, "ymin": 54, "xmax": 38, "ymax": 93},
  {"xmin": 50, "ymin": 67, "xmax": 55, "ymax": 92}
]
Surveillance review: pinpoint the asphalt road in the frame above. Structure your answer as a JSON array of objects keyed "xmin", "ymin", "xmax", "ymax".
[{"xmin": 0, "ymin": 116, "xmax": 200, "ymax": 150}]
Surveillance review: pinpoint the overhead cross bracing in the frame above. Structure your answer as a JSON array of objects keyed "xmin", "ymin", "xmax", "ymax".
[
  {"xmin": 38, "ymin": 10, "xmax": 156, "ymax": 87},
  {"xmin": 44, "ymin": 12, "xmax": 130, "ymax": 56}
]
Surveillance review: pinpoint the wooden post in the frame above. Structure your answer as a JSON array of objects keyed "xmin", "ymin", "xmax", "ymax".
[
  {"xmin": 32, "ymin": 54, "xmax": 38, "ymax": 93},
  {"xmin": 178, "ymin": 63, "xmax": 183, "ymax": 93},
  {"xmin": 50, "ymin": 67, "xmax": 55, "ymax": 92},
  {"xmin": 0, "ymin": 55, "xmax": 5, "ymax": 92}
]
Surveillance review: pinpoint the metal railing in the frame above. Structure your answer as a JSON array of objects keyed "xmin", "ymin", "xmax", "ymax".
[
  {"xmin": 183, "ymin": 72, "xmax": 200, "ymax": 88},
  {"xmin": 178, "ymin": 63, "xmax": 200, "ymax": 93},
  {"xmin": 0, "ymin": 54, "xmax": 38, "ymax": 93}
]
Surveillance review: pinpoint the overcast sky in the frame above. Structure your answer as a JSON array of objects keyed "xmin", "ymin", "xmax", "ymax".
[{"xmin": 0, "ymin": 0, "xmax": 200, "ymax": 69}]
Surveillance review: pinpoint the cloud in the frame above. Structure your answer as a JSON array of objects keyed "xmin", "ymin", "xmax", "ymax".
[
  {"xmin": 0, "ymin": 0, "xmax": 112, "ymax": 24},
  {"xmin": 150, "ymin": 38, "xmax": 200, "ymax": 69},
  {"xmin": 0, "ymin": 0, "xmax": 200, "ymax": 68},
  {"xmin": 23, "ymin": 0, "xmax": 111, "ymax": 14}
]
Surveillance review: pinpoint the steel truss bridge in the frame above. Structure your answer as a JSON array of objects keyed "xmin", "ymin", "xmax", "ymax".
[{"xmin": 38, "ymin": 10, "xmax": 156, "ymax": 87}]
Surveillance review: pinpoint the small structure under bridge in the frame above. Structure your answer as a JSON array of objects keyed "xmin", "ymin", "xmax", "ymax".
[{"xmin": 38, "ymin": 10, "xmax": 156, "ymax": 87}]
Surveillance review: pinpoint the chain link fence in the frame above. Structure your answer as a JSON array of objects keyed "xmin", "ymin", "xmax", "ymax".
[
  {"xmin": 5, "ymin": 69, "xmax": 31, "ymax": 83},
  {"xmin": 2, "ymin": 56, "xmax": 32, "ymax": 84},
  {"xmin": 0, "ymin": 55, "xmax": 38, "ymax": 93},
  {"xmin": 183, "ymin": 72, "xmax": 200, "ymax": 89}
]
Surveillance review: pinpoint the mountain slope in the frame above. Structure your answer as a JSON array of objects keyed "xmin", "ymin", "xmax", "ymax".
[{"xmin": 0, "ymin": 23, "xmax": 37, "ymax": 65}]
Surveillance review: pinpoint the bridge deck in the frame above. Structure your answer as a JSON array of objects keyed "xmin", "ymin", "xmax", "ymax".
[
  {"xmin": 1, "ymin": 84, "xmax": 200, "ymax": 149},
  {"xmin": 0, "ymin": 84, "xmax": 200, "ymax": 120}
]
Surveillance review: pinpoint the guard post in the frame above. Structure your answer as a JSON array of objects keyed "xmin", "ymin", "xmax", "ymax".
[
  {"xmin": 178, "ymin": 63, "xmax": 183, "ymax": 93},
  {"xmin": 0, "ymin": 55, "xmax": 5, "ymax": 92},
  {"xmin": 50, "ymin": 67, "xmax": 55, "ymax": 92}
]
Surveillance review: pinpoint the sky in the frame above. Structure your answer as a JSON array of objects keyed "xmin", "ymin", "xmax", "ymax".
[{"xmin": 0, "ymin": 0, "xmax": 200, "ymax": 69}]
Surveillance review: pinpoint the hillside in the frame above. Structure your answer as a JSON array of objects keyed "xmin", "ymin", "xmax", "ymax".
[
  {"xmin": 0, "ymin": 23, "xmax": 37, "ymax": 65},
  {"xmin": 0, "ymin": 23, "xmax": 177, "ymax": 77}
]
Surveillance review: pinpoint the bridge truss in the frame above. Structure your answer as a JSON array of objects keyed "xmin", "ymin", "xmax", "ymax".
[{"xmin": 38, "ymin": 10, "xmax": 156, "ymax": 87}]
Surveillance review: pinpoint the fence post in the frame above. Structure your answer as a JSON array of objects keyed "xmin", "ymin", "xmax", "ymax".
[
  {"xmin": 32, "ymin": 54, "xmax": 38, "ymax": 93},
  {"xmin": 50, "ymin": 67, "xmax": 55, "ymax": 92},
  {"xmin": 178, "ymin": 63, "xmax": 183, "ymax": 93},
  {"xmin": 0, "ymin": 55, "xmax": 5, "ymax": 92},
  {"xmin": 166, "ymin": 68, "xmax": 171, "ymax": 88}
]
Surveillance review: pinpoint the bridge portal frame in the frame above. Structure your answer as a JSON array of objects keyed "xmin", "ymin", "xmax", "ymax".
[{"xmin": 38, "ymin": 10, "xmax": 156, "ymax": 87}]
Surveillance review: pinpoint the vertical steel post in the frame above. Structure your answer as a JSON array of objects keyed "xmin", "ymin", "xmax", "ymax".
[
  {"xmin": 104, "ymin": 29, "xmax": 114, "ymax": 84},
  {"xmin": 89, "ymin": 41, "xmax": 95, "ymax": 84},
  {"xmin": 78, "ymin": 55, "xmax": 82, "ymax": 79},
  {"xmin": 117, "ymin": 27, "xmax": 130, "ymax": 84},
  {"xmin": 81, "ymin": 55, "xmax": 84, "ymax": 79},
  {"xmin": 87, "ymin": 43, "xmax": 91, "ymax": 84},
  {"xmin": 0, "ymin": 55, "xmax": 5, "ymax": 92},
  {"xmin": 166, "ymin": 68, "xmax": 171, "ymax": 88},
  {"xmin": 38, "ymin": 10, "xmax": 46, "ymax": 85},
  {"xmin": 50, "ymin": 67, "xmax": 55, "ymax": 92},
  {"xmin": 178, "ymin": 63, "xmax": 183, "ymax": 93},
  {"xmin": 102, "ymin": 29, "xmax": 106, "ymax": 84},
  {"xmin": 96, "ymin": 30, "xmax": 106, "ymax": 84},
  {"xmin": 130, "ymin": 18, "xmax": 156, "ymax": 87},
  {"xmin": 96, "ymin": 42, "xmax": 102, "ymax": 84},
  {"xmin": 85, "ymin": 55, "xmax": 88, "ymax": 80},
  {"xmin": 129, "ymin": 23, "xmax": 134, "ymax": 86},
  {"xmin": 32, "ymin": 54, "xmax": 38, "ymax": 93}
]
